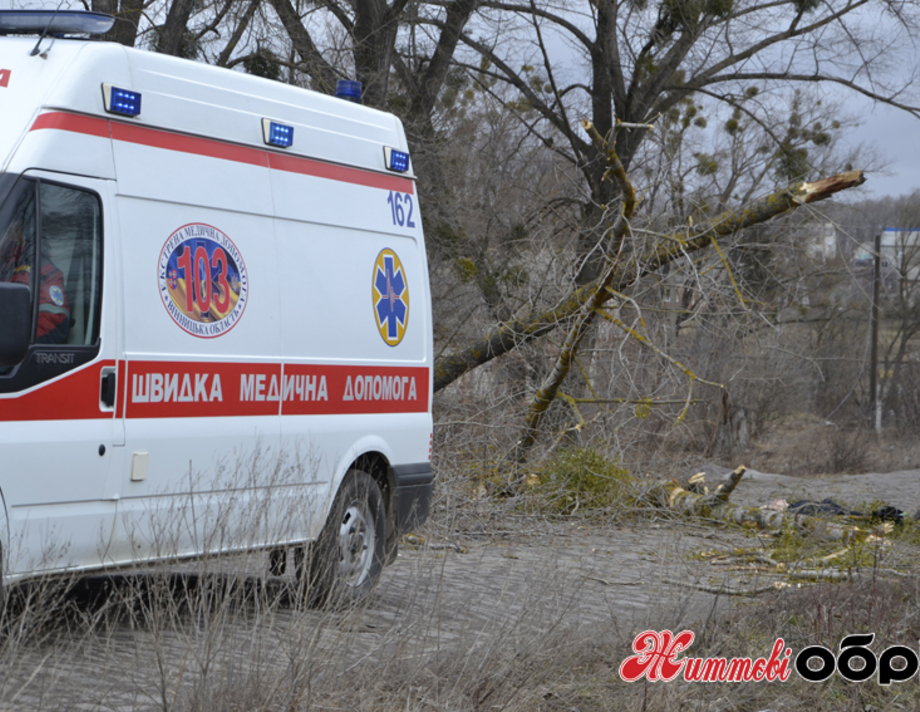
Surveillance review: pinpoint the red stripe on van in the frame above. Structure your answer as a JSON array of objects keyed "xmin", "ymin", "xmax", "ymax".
[
  {"xmin": 125, "ymin": 361, "xmax": 282, "ymax": 419},
  {"xmin": 0, "ymin": 360, "xmax": 116, "ymax": 422},
  {"xmin": 30, "ymin": 112, "xmax": 111, "ymax": 138},
  {"xmin": 31, "ymin": 111, "xmax": 415, "ymax": 193},
  {"xmin": 280, "ymin": 364, "xmax": 429, "ymax": 415},
  {"xmin": 126, "ymin": 361, "xmax": 429, "ymax": 418},
  {"xmin": 1, "ymin": 360, "xmax": 430, "ymax": 421},
  {"xmin": 110, "ymin": 121, "xmax": 269, "ymax": 167},
  {"xmin": 269, "ymin": 153, "xmax": 414, "ymax": 194}
]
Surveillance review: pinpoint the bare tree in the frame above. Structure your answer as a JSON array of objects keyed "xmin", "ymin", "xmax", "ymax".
[{"xmin": 449, "ymin": 0, "xmax": 918, "ymax": 283}]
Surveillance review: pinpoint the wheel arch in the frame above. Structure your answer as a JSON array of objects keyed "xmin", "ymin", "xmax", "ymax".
[{"xmin": 350, "ymin": 450, "xmax": 398, "ymax": 562}]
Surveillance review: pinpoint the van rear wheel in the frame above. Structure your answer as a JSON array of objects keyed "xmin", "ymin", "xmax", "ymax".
[{"xmin": 297, "ymin": 469, "xmax": 386, "ymax": 607}]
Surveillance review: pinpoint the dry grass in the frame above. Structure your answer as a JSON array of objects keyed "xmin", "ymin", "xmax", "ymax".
[
  {"xmin": 0, "ymin": 532, "xmax": 621, "ymax": 711},
  {"xmin": 729, "ymin": 415, "xmax": 920, "ymax": 477},
  {"xmin": 0, "ymin": 441, "xmax": 621, "ymax": 711}
]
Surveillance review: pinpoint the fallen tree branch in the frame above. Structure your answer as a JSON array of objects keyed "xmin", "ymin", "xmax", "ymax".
[
  {"xmin": 662, "ymin": 578, "xmax": 787, "ymax": 597},
  {"xmin": 433, "ymin": 171, "xmax": 866, "ymax": 393},
  {"xmin": 647, "ymin": 465, "xmax": 892, "ymax": 545}
]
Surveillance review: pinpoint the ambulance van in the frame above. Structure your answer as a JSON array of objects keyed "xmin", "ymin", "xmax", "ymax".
[{"xmin": 0, "ymin": 10, "xmax": 433, "ymax": 605}]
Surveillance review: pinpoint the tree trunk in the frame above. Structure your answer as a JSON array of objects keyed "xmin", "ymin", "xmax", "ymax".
[
  {"xmin": 156, "ymin": 0, "xmax": 196, "ymax": 57},
  {"xmin": 353, "ymin": 0, "xmax": 395, "ymax": 109},
  {"xmin": 112, "ymin": 0, "xmax": 144, "ymax": 48},
  {"xmin": 269, "ymin": 0, "xmax": 338, "ymax": 94},
  {"xmin": 711, "ymin": 392, "xmax": 752, "ymax": 458},
  {"xmin": 91, "ymin": 0, "xmax": 117, "ymax": 42}
]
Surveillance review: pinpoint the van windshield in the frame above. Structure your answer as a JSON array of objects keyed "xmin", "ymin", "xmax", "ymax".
[{"xmin": 0, "ymin": 178, "xmax": 38, "ymax": 299}]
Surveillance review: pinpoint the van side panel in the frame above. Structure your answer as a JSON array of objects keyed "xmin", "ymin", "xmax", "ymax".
[
  {"xmin": 11, "ymin": 117, "xmax": 116, "ymax": 180},
  {"xmin": 110, "ymin": 135, "xmax": 284, "ymax": 561},
  {"xmin": 109, "ymin": 125, "xmax": 274, "ymax": 215},
  {"xmin": 274, "ymin": 221, "xmax": 427, "ymax": 362}
]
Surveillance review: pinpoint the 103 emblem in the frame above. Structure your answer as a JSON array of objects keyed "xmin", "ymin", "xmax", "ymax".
[{"xmin": 158, "ymin": 223, "xmax": 249, "ymax": 338}]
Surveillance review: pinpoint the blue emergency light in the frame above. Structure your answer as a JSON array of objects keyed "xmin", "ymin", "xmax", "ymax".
[
  {"xmin": 261, "ymin": 119, "xmax": 294, "ymax": 149},
  {"xmin": 102, "ymin": 84, "xmax": 141, "ymax": 117},
  {"xmin": 384, "ymin": 146, "xmax": 410, "ymax": 173},
  {"xmin": 0, "ymin": 10, "xmax": 115, "ymax": 36},
  {"xmin": 335, "ymin": 80, "xmax": 363, "ymax": 104}
]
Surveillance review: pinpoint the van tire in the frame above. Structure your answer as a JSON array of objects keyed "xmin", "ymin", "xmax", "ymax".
[{"xmin": 298, "ymin": 469, "xmax": 386, "ymax": 607}]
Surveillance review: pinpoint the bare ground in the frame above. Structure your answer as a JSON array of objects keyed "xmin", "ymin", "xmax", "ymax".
[{"xmin": 1, "ymin": 467, "xmax": 919, "ymax": 711}]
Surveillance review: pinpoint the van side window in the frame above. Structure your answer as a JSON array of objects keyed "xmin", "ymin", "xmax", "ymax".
[
  {"xmin": 0, "ymin": 178, "xmax": 103, "ymax": 391},
  {"xmin": 38, "ymin": 183, "xmax": 102, "ymax": 346}
]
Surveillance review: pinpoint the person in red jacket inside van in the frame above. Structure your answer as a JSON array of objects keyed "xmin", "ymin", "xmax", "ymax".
[{"xmin": 0, "ymin": 220, "xmax": 70, "ymax": 345}]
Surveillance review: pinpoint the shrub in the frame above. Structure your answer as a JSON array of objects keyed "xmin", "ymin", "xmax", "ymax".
[{"xmin": 532, "ymin": 447, "xmax": 634, "ymax": 514}]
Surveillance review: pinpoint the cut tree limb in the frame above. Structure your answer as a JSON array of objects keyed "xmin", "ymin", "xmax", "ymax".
[
  {"xmin": 433, "ymin": 170, "xmax": 866, "ymax": 393},
  {"xmin": 507, "ymin": 163, "xmax": 864, "ymax": 465}
]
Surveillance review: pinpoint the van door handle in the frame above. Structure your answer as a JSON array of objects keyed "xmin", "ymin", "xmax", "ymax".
[{"xmin": 100, "ymin": 368, "xmax": 116, "ymax": 409}]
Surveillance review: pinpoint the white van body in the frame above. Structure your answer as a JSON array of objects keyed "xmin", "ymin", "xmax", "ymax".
[{"xmin": 0, "ymin": 31, "xmax": 433, "ymax": 594}]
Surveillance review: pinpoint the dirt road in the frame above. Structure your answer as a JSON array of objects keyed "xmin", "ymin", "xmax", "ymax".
[{"xmin": 1, "ymin": 467, "xmax": 918, "ymax": 711}]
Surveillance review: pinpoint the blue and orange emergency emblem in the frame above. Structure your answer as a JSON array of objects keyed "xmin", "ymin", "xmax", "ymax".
[
  {"xmin": 158, "ymin": 223, "xmax": 248, "ymax": 338},
  {"xmin": 373, "ymin": 248, "xmax": 409, "ymax": 347}
]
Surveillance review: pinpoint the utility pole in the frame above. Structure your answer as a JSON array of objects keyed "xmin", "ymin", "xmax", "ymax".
[{"xmin": 869, "ymin": 231, "xmax": 881, "ymax": 434}]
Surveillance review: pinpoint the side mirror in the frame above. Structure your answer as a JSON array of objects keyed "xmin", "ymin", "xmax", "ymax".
[{"xmin": 0, "ymin": 282, "xmax": 31, "ymax": 367}]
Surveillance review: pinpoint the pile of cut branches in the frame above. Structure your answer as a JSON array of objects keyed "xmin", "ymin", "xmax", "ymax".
[{"xmin": 644, "ymin": 466, "xmax": 905, "ymax": 595}]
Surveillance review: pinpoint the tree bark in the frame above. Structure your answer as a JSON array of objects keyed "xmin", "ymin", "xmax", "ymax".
[
  {"xmin": 710, "ymin": 391, "xmax": 752, "ymax": 457},
  {"xmin": 353, "ymin": 0, "xmax": 396, "ymax": 109},
  {"xmin": 91, "ymin": 0, "xmax": 117, "ymax": 42},
  {"xmin": 113, "ymin": 0, "xmax": 144, "ymax": 48},
  {"xmin": 156, "ymin": 0, "xmax": 196, "ymax": 57}
]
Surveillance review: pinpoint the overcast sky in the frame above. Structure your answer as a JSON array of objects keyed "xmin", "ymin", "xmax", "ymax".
[{"xmin": 848, "ymin": 97, "xmax": 920, "ymax": 200}]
